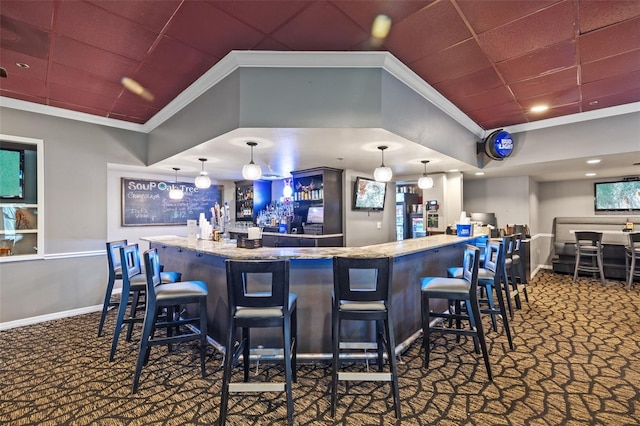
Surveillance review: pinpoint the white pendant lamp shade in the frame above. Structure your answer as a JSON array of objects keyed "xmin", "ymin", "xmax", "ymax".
[
  {"xmin": 169, "ymin": 167, "xmax": 184, "ymax": 200},
  {"xmin": 194, "ymin": 158, "xmax": 211, "ymax": 189},
  {"xmin": 418, "ymin": 160, "xmax": 434, "ymax": 189},
  {"xmin": 374, "ymin": 145, "xmax": 392, "ymax": 182},
  {"xmin": 242, "ymin": 141, "xmax": 262, "ymax": 180}
]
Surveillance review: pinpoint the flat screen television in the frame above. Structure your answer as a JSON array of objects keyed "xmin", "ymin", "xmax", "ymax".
[
  {"xmin": 594, "ymin": 179, "xmax": 640, "ymax": 211},
  {"xmin": 353, "ymin": 176, "xmax": 387, "ymax": 211},
  {"xmin": 306, "ymin": 206, "xmax": 324, "ymax": 224},
  {"xmin": 0, "ymin": 147, "xmax": 25, "ymax": 200}
]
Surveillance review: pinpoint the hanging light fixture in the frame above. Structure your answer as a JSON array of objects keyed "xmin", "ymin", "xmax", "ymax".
[
  {"xmin": 168, "ymin": 167, "xmax": 184, "ymax": 200},
  {"xmin": 194, "ymin": 158, "xmax": 211, "ymax": 189},
  {"xmin": 373, "ymin": 145, "xmax": 392, "ymax": 182},
  {"xmin": 418, "ymin": 160, "xmax": 434, "ymax": 189},
  {"xmin": 242, "ymin": 141, "xmax": 262, "ymax": 180}
]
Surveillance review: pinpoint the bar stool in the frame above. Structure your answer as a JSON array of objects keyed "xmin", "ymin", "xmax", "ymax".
[
  {"xmin": 98, "ymin": 240, "xmax": 128, "ymax": 337},
  {"xmin": 573, "ymin": 231, "xmax": 605, "ymax": 286},
  {"xmin": 502, "ymin": 234, "xmax": 521, "ymax": 317},
  {"xmin": 331, "ymin": 256, "xmax": 400, "ymax": 420},
  {"xmin": 109, "ymin": 243, "xmax": 182, "ymax": 361},
  {"xmin": 132, "ymin": 247, "xmax": 208, "ymax": 393},
  {"xmin": 448, "ymin": 240, "xmax": 514, "ymax": 350},
  {"xmin": 220, "ymin": 259, "xmax": 297, "ymax": 426},
  {"xmin": 625, "ymin": 232, "xmax": 640, "ymax": 290},
  {"xmin": 421, "ymin": 245, "xmax": 492, "ymax": 380},
  {"xmin": 512, "ymin": 233, "xmax": 529, "ymax": 303}
]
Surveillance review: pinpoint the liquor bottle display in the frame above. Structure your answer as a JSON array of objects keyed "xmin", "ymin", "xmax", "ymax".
[
  {"xmin": 234, "ymin": 180, "xmax": 271, "ymax": 222},
  {"xmin": 290, "ymin": 167, "xmax": 343, "ymax": 235}
]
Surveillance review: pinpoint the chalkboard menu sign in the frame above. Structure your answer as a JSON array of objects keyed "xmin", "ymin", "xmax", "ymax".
[{"xmin": 121, "ymin": 178, "xmax": 224, "ymax": 226}]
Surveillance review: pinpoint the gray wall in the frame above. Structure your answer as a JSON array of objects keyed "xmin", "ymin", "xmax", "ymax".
[{"xmin": 0, "ymin": 108, "xmax": 148, "ymax": 323}]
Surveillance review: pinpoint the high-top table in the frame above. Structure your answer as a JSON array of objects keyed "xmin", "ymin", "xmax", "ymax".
[{"xmin": 142, "ymin": 234, "xmax": 480, "ymax": 359}]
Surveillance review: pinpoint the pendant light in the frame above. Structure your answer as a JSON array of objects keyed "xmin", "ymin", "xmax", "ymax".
[
  {"xmin": 168, "ymin": 167, "xmax": 184, "ymax": 200},
  {"xmin": 242, "ymin": 141, "xmax": 262, "ymax": 180},
  {"xmin": 194, "ymin": 158, "xmax": 211, "ymax": 189},
  {"xmin": 373, "ymin": 145, "xmax": 392, "ymax": 182},
  {"xmin": 418, "ymin": 160, "xmax": 434, "ymax": 189}
]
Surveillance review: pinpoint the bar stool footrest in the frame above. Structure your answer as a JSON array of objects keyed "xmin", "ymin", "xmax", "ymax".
[
  {"xmin": 228, "ymin": 382, "xmax": 286, "ymax": 393},
  {"xmin": 338, "ymin": 372, "xmax": 392, "ymax": 382}
]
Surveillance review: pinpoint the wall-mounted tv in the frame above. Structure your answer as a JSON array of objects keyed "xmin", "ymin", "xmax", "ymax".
[
  {"xmin": 0, "ymin": 147, "xmax": 25, "ymax": 200},
  {"xmin": 594, "ymin": 179, "xmax": 640, "ymax": 211},
  {"xmin": 353, "ymin": 176, "xmax": 387, "ymax": 211}
]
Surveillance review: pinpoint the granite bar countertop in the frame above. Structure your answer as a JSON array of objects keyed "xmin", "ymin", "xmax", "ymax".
[{"xmin": 141, "ymin": 234, "xmax": 479, "ymax": 260}]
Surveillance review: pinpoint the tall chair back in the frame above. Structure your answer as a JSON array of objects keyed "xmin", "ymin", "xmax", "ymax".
[
  {"xmin": 625, "ymin": 232, "xmax": 640, "ymax": 290},
  {"xmin": 573, "ymin": 231, "xmax": 605, "ymax": 286},
  {"xmin": 333, "ymin": 256, "xmax": 393, "ymax": 307},
  {"xmin": 98, "ymin": 239, "xmax": 128, "ymax": 337}
]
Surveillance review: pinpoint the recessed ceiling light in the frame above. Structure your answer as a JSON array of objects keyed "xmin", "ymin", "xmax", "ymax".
[
  {"xmin": 589, "ymin": 100, "xmax": 599, "ymax": 106},
  {"xmin": 530, "ymin": 105, "xmax": 549, "ymax": 113},
  {"xmin": 586, "ymin": 173, "xmax": 596, "ymax": 177},
  {"xmin": 475, "ymin": 172, "xmax": 485, "ymax": 176},
  {"xmin": 587, "ymin": 159, "xmax": 601, "ymax": 164},
  {"xmin": 16, "ymin": 62, "xmax": 30, "ymax": 69},
  {"xmin": 448, "ymin": 169, "xmax": 459, "ymax": 172}
]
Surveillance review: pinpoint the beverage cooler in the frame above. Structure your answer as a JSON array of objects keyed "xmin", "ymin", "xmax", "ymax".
[
  {"xmin": 410, "ymin": 213, "xmax": 427, "ymax": 238},
  {"xmin": 396, "ymin": 192, "xmax": 419, "ymax": 240}
]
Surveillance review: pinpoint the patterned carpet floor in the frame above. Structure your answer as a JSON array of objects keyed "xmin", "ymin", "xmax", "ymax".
[{"xmin": 1, "ymin": 270, "xmax": 639, "ymax": 425}]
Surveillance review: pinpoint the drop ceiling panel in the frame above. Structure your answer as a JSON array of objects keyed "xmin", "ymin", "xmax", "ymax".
[
  {"xmin": 410, "ymin": 39, "xmax": 492, "ymax": 84},
  {"xmin": 510, "ymin": 67, "xmax": 577, "ymax": 99},
  {"xmin": 166, "ymin": 1, "xmax": 264, "ymax": 57},
  {"xmin": 143, "ymin": 36, "xmax": 217, "ymax": 76},
  {"xmin": 518, "ymin": 87, "xmax": 580, "ymax": 109},
  {"xmin": 477, "ymin": 1, "xmax": 575, "ymax": 63},
  {"xmin": 270, "ymin": 1, "xmax": 369, "ymax": 50},
  {"xmin": 48, "ymin": 99, "xmax": 110, "ymax": 117},
  {"xmin": 0, "ymin": 74, "xmax": 47, "ymax": 98},
  {"xmin": 331, "ymin": 0, "xmax": 434, "ymax": 30},
  {"xmin": 434, "ymin": 67, "xmax": 504, "ymax": 100},
  {"xmin": 49, "ymin": 63, "xmax": 123, "ymax": 98},
  {"xmin": 578, "ymin": 0, "xmax": 640, "ymax": 33},
  {"xmin": 456, "ymin": 0, "xmax": 560, "ymax": 34},
  {"xmin": 213, "ymin": 1, "xmax": 309, "ymax": 34},
  {"xmin": 581, "ymin": 49, "xmax": 640, "ymax": 84},
  {"xmin": 0, "ymin": 0, "xmax": 54, "ymax": 30},
  {"xmin": 86, "ymin": 0, "xmax": 182, "ymax": 33},
  {"xmin": 581, "ymin": 70, "xmax": 640, "ymax": 100},
  {"xmin": 52, "ymin": 35, "xmax": 139, "ymax": 81},
  {"xmin": 0, "ymin": 50, "xmax": 48, "ymax": 81},
  {"xmin": 384, "ymin": 1, "xmax": 471, "ymax": 63},
  {"xmin": 523, "ymin": 103, "xmax": 580, "ymax": 122},
  {"xmin": 49, "ymin": 83, "xmax": 115, "ymax": 111},
  {"xmin": 582, "ymin": 87, "xmax": 640, "ymax": 111},
  {"xmin": 496, "ymin": 39, "xmax": 576, "ymax": 84},
  {"xmin": 579, "ymin": 17, "xmax": 640, "ymax": 63},
  {"xmin": 56, "ymin": 1, "xmax": 158, "ymax": 61},
  {"xmin": 446, "ymin": 85, "xmax": 515, "ymax": 112},
  {"xmin": 1, "ymin": 17, "xmax": 51, "ymax": 59}
]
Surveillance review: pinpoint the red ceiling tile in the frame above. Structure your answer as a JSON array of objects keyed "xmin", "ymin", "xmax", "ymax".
[
  {"xmin": 468, "ymin": 100, "xmax": 526, "ymax": 122},
  {"xmin": 52, "ymin": 35, "xmax": 138, "ymax": 82},
  {"xmin": 384, "ymin": 1, "xmax": 471, "ymax": 63},
  {"xmin": 271, "ymin": 1, "xmax": 369, "ymax": 50},
  {"xmin": 445, "ymin": 85, "xmax": 515, "ymax": 112},
  {"xmin": 253, "ymin": 37, "xmax": 291, "ymax": 51},
  {"xmin": 582, "ymin": 87, "xmax": 640, "ymax": 111},
  {"xmin": 582, "ymin": 49, "xmax": 640, "ymax": 84},
  {"xmin": 0, "ymin": 89, "xmax": 46, "ymax": 105},
  {"xmin": 49, "ymin": 63, "xmax": 123, "ymax": 99},
  {"xmin": 496, "ymin": 39, "xmax": 576, "ymax": 84},
  {"xmin": 579, "ymin": 0, "xmax": 640, "ymax": 33},
  {"xmin": 0, "ymin": 0, "xmax": 54, "ymax": 30},
  {"xmin": 0, "ymin": 73, "xmax": 47, "ymax": 97},
  {"xmin": 456, "ymin": 0, "xmax": 560, "ymax": 34},
  {"xmin": 471, "ymin": 108, "xmax": 528, "ymax": 129},
  {"xmin": 1, "ymin": 17, "xmax": 51, "ymax": 59},
  {"xmin": 130, "ymin": 63, "xmax": 202, "ymax": 106},
  {"xmin": 56, "ymin": 1, "xmax": 158, "ymax": 61},
  {"xmin": 582, "ymin": 70, "xmax": 640, "ymax": 100},
  {"xmin": 86, "ymin": 0, "xmax": 182, "ymax": 33},
  {"xmin": 510, "ymin": 67, "xmax": 577, "ymax": 99},
  {"xmin": 166, "ymin": 1, "xmax": 266, "ymax": 57},
  {"xmin": 48, "ymin": 99, "xmax": 110, "ymax": 117},
  {"xmin": 409, "ymin": 39, "xmax": 491, "ymax": 84},
  {"xmin": 213, "ymin": 1, "xmax": 309, "ymax": 35},
  {"xmin": 331, "ymin": 0, "xmax": 433, "ymax": 31},
  {"xmin": 518, "ymin": 87, "xmax": 580, "ymax": 109},
  {"xmin": 48, "ymin": 83, "xmax": 115, "ymax": 111},
  {"xmin": 524, "ymin": 103, "xmax": 580, "ymax": 121},
  {"xmin": 580, "ymin": 17, "xmax": 640, "ymax": 63},
  {"xmin": 0, "ymin": 49, "xmax": 49, "ymax": 81},
  {"xmin": 110, "ymin": 100, "xmax": 159, "ymax": 122},
  {"xmin": 478, "ymin": 1, "xmax": 576, "ymax": 63},
  {"xmin": 144, "ymin": 36, "xmax": 218, "ymax": 76},
  {"xmin": 433, "ymin": 67, "xmax": 503, "ymax": 100}
]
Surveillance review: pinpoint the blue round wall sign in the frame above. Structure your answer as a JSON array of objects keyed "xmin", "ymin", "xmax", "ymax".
[{"xmin": 484, "ymin": 129, "xmax": 514, "ymax": 160}]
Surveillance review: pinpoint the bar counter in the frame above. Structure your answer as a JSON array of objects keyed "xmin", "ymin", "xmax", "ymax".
[{"xmin": 142, "ymin": 234, "xmax": 478, "ymax": 358}]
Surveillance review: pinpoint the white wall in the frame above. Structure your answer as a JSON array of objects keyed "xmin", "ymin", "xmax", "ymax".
[
  {"xmin": 343, "ymin": 169, "xmax": 396, "ymax": 247},
  {"xmin": 463, "ymin": 176, "xmax": 530, "ymax": 229}
]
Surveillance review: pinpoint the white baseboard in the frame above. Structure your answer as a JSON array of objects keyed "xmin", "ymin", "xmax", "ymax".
[{"xmin": 0, "ymin": 304, "xmax": 104, "ymax": 331}]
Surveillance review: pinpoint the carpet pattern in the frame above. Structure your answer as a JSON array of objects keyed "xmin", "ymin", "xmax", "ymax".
[{"xmin": 1, "ymin": 271, "xmax": 639, "ymax": 425}]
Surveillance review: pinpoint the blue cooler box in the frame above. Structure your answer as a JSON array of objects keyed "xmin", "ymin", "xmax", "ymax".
[{"xmin": 456, "ymin": 224, "xmax": 472, "ymax": 236}]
